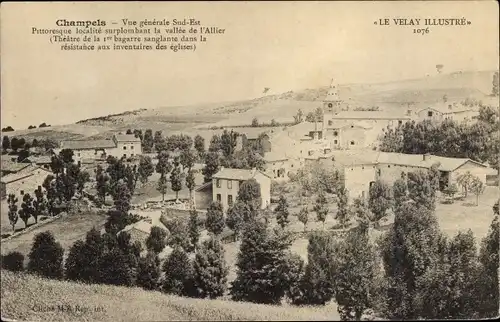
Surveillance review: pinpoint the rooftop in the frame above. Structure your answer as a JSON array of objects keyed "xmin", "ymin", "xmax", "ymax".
[
  {"xmin": 226, "ymin": 127, "xmax": 277, "ymax": 140},
  {"xmin": 60, "ymin": 139, "xmax": 116, "ymax": 150},
  {"xmin": 330, "ymin": 111, "xmax": 411, "ymax": 120},
  {"xmin": 1, "ymin": 161, "xmax": 31, "ymax": 173},
  {"xmin": 212, "ymin": 167, "xmax": 269, "ymax": 180},
  {"xmin": 328, "ymin": 150, "xmax": 489, "ymax": 172},
  {"xmin": 114, "ymin": 134, "xmax": 141, "ymax": 142}
]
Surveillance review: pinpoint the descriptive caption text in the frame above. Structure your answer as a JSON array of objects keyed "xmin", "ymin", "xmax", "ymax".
[
  {"xmin": 374, "ymin": 17, "xmax": 472, "ymax": 35},
  {"xmin": 31, "ymin": 19, "xmax": 226, "ymax": 52},
  {"xmin": 32, "ymin": 304, "xmax": 106, "ymax": 313}
]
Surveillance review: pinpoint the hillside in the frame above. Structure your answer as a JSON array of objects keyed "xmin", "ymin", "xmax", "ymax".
[
  {"xmin": 1, "ymin": 270, "xmax": 339, "ymax": 321},
  {"xmin": 4, "ymin": 70, "xmax": 496, "ymax": 143}
]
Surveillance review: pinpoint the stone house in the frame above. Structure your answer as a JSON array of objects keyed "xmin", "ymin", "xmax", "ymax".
[
  {"xmin": 195, "ymin": 167, "xmax": 272, "ymax": 211},
  {"xmin": 57, "ymin": 134, "xmax": 142, "ymax": 163}
]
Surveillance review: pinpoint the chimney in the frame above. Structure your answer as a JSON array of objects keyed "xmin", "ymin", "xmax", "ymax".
[
  {"xmin": 423, "ymin": 153, "xmax": 430, "ymax": 161},
  {"xmin": 448, "ymin": 104, "xmax": 452, "ymax": 110}
]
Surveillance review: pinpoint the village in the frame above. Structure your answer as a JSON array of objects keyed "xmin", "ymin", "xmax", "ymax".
[
  {"xmin": 1, "ymin": 78, "xmax": 499, "ymax": 321},
  {"xmin": 1, "ymin": 80, "xmax": 497, "ymax": 241}
]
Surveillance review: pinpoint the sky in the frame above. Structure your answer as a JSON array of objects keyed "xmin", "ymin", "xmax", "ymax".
[{"xmin": 1, "ymin": 1, "xmax": 498, "ymax": 129}]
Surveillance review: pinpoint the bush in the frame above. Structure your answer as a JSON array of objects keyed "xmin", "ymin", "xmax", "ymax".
[
  {"xmin": 162, "ymin": 246, "xmax": 197, "ymax": 297},
  {"xmin": 193, "ymin": 237, "xmax": 229, "ymax": 299},
  {"xmin": 27, "ymin": 231, "xmax": 64, "ymax": 279},
  {"xmin": 1, "ymin": 251, "xmax": 25, "ymax": 272}
]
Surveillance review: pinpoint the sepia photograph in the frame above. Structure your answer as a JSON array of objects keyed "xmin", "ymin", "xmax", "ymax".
[{"xmin": 1, "ymin": 1, "xmax": 499, "ymax": 321}]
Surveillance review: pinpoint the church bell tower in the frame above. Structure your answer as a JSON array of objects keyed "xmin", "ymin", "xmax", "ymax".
[{"xmin": 323, "ymin": 79, "xmax": 342, "ymax": 115}]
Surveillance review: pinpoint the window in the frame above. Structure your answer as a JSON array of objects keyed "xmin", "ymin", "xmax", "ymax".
[
  {"xmin": 328, "ymin": 120, "xmax": 333, "ymax": 126},
  {"xmin": 228, "ymin": 195, "xmax": 233, "ymax": 206},
  {"xmin": 131, "ymin": 153, "xmax": 134, "ymax": 157},
  {"xmin": 388, "ymin": 165, "xmax": 391, "ymax": 168},
  {"xmin": 350, "ymin": 141, "xmax": 355, "ymax": 145},
  {"xmin": 131, "ymin": 146, "xmax": 134, "ymax": 149},
  {"xmin": 77, "ymin": 152, "xmax": 81, "ymax": 157},
  {"xmin": 20, "ymin": 190, "xmax": 24, "ymax": 195},
  {"xmin": 123, "ymin": 146, "xmax": 127, "ymax": 150},
  {"xmin": 428, "ymin": 111, "xmax": 433, "ymax": 117},
  {"xmin": 227, "ymin": 180, "xmax": 232, "ymax": 189},
  {"xmin": 334, "ymin": 139, "xmax": 338, "ymax": 144},
  {"xmin": 216, "ymin": 179, "xmax": 221, "ymax": 188},
  {"xmin": 123, "ymin": 154, "xmax": 126, "ymax": 158},
  {"xmin": 216, "ymin": 194, "xmax": 222, "ymax": 202},
  {"xmin": 398, "ymin": 120, "xmax": 403, "ymax": 125},
  {"xmin": 333, "ymin": 131, "xmax": 338, "ymax": 136},
  {"xmin": 377, "ymin": 169, "xmax": 381, "ymax": 176},
  {"xmin": 351, "ymin": 125, "xmax": 354, "ymax": 128},
  {"xmin": 328, "ymin": 103, "xmax": 333, "ymax": 108}
]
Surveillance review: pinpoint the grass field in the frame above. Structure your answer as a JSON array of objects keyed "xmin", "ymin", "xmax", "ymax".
[
  {"xmin": 1, "ymin": 270, "xmax": 339, "ymax": 321},
  {"xmin": 0, "ymin": 210, "xmax": 108, "ymax": 263}
]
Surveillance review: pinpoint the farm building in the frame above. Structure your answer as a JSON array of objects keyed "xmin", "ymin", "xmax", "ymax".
[
  {"xmin": 56, "ymin": 134, "xmax": 142, "ymax": 163},
  {"xmin": 1, "ymin": 166, "xmax": 53, "ymax": 197},
  {"xmin": 321, "ymin": 151, "xmax": 497, "ymax": 200},
  {"xmin": 415, "ymin": 103, "xmax": 479, "ymax": 123}
]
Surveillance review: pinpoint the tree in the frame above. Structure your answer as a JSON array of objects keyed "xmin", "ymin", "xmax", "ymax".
[
  {"xmin": 231, "ymin": 220, "xmax": 293, "ymax": 304},
  {"xmin": 39, "ymin": 122, "xmax": 50, "ymax": 128},
  {"xmin": 180, "ymin": 149, "xmax": 197, "ymax": 171},
  {"xmin": 50, "ymin": 154, "xmax": 64, "ymax": 178},
  {"xmin": 251, "ymin": 117, "xmax": 259, "ymax": 127},
  {"xmin": 393, "ymin": 176, "xmax": 408, "ymax": 210},
  {"xmin": 76, "ymin": 170, "xmax": 90, "ymax": 196},
  {"xmin": 193, "ymin": 237, "xmax": 229, "ymax": 299},
  {"xmin": 138, "ymin": 155, "xmax": 154, "ymax": 186},
  {"xmin": 156, "ymin": 151, "xmax": 172, "ymax": 176},
  {"xmin": 157, "ymin": 175, "xmax": 168, "ymax": 202},
  {"xmin": 294, "ymin": 109, "xmax": 304, "ymax": 124},
  {"xmin": 143, "ymin": 129, "xmax": 154, "ymax": 153},
  {"xmin": 335, "ymin": 187, "xmax": 349, "ymax": 229},
  {"xmin": 477, "ymin": 215, "xmax": 499, "ymax": 317},
  {"xmin": 146, "ymin": 226, "xmax": 167, "ymax": 254},
  {"xmin": 456, "ymin": 171, "xmax": 474, "ymax": 198},
  {"xmin": 188, "ymin": 209, "xmax": 201, "ymax": 251},
  {"xmin": 162, "ymin": 246, "xmax": 196, "ymax": 297},
  {"xmin": 469, "ymin": 177, "xmax": 485, "ymax": 206},
  {"xmin": 98, "ymin": 235, "xmax": 138, "ymax": 287},
  {"xmin": 64, "ymin": 227, "xmax": 105, "ymax": 283},
  {"xmin": 7, "ymin": 194, "xmax": 19, "ymax": 232},
  {"xmin": 185, "ymin": 169, "xmax": 196, "ymax": 200},
  {"xmin": 194, "ymin": 134, "xmax": 205, "ymax": 159},
  {"xmin": 205, "ymin": 201, "xmax": 225, "ymax": 236},
  {"xmin": 237, "ymin": 178, "xmax": 262, "ymax": 210},
  {"xmin": 368, "ymin": 180, "xmax": 393, "ymax": 227},
  {"xmin": 1, "ymin": 251, "xmax": 24, "ymax": 272},
  {"xmin": 33, "ymin": 186, "xmax": 47, "ymax": 223},
  {"xmin": 137, "ymin": 252, "xmax": 161, "ymax": 290},
  {"xmin": 313, "ymin": 191, "xmax": 329, "ymax": 229},
  {"xmin": 126, "ymin": 129, "xmax": 133, "ymax": 134},
  {"xmin": 492, "ymin": 71, "xmax": 499, "ymax": 97},
  {"xmin": 202, "ymin": 151, "xmax": 220, "ymax": 183},
  {"xmin": 294, "ymin": 231, "xmax": 339, "ymax": 305},
  {"xmin": 154, "ymin": 130, "xmax": 167, "ymax": 153},
  {"xmin": 104, "ymin": 209, "xmax": 137, "ymax": 235},
  {"xmin": 165, "ymin": 217, "xmax": 192, "ymax": 252},
  {"xmin": 1, "ymin": 126, "xmax": 14, "ymax": 132},
  {"xmin": 335, "ymin": 224, "xmax": 379, "ymax": 320},
  {"xmin": 226, "ymin": 202, "xmax": 252, "ymax": 240},
  {"xmin": 274, "ymin": 195, "xmax": 290, "ymax": 229},
  {"xmin": 2, "ymin": 135, "xmax": 10, "ymax": 151},
  {"xmin": 297, "ymin": 206, "xmax": 309, "ymax": 231},
  {"xmin": 443, "ymin": 183, "xmax": 459, "ymax": 203},
  {"xmin": 133, "ymin": 129, "xmax": 143, "ymax": 141},
  {"xmin": 27, "ymin": 231, "xmax": 64, "ymax": 279},
  {"xmin": 380, "ymin": 200, "xmax": 441, "ymax": 319},
  {"xmin": 113, "ymin": 181, "xmax": 131, "ymax": 214},
  {"xmin": 95, "ymin": 165, "xmax": 109, "ymax": 206},
  {"xmin": 170, "ymin": 165, "xmax": 183, "ymax": 200},
  {"xmin": 19, "ymin": 193, "xmax": 34, "ymax": 228},
  {"xmin": 407, "ymin": 170, "xmax": 436, "ymax": 210}
]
